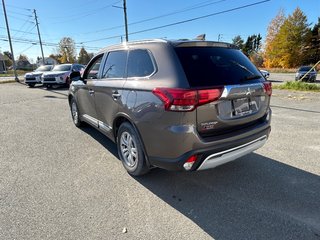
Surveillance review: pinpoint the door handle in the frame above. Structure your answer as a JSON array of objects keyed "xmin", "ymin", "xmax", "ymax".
[
  {"xmin": 89, "ymin": 89, "xmax": 95, "ymax": 95},
  {"xmin": 112, "ymin": 90, "xmax": 121, "ymax": 99}
]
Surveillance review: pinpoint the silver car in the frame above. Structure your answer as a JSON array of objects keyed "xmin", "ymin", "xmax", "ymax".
[
  {"xmin": 68, "ymin": 39, "xmax": 272, "ymax": 176},
  {"xmin": 24, "ymin": 65, "xmax": 53, "ymax": 87},
  {"xmin": 42, "ymin": 63, "xmax": 84, "ymax": 88}
]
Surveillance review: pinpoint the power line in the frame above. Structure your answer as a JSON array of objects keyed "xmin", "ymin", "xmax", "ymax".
[
  {"xmin": 6, "ymin": 14, "xmax": 33, "ymax": 22},
  {"xmin": 81, "ymin": 0, "xmax": 271, "ymax": 44},
  {"xmin": 0, "ymin": 26, "xmax": 36, "ymax": 35},
  {"xmin": 6, "ymin": 4, "xmax": 31, "ymax": 11},
  {"xmin": 0, "ymin": 35, "xmax": 101, "ymax": 51},
  {"xmin": 17, "ymin": 43, "xmax": 35, "ymax": 55},
  {"xmin": 7, "ymin": 10, "xmax": 32, "ymax": 17},
  {"xmin": 49, "ymin": 0, "xmax": 121, "ymax": 24},
  {"xmin": 81, "ymin": 0, "xmax": 226, "ymax": 35}
]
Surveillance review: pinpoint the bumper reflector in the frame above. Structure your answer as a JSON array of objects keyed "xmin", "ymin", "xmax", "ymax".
[{"xmin": 183, "ymin": 155, "xmax": 197, "ymax": 171}]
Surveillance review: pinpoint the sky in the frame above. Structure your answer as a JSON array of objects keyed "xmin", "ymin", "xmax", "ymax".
[{"xmin": 0, "ymin": 0, "xmax": 319, "ymax": 63}]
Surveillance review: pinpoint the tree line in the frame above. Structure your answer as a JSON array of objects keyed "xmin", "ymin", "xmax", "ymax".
[
  {"xmin": 232, "ymin": 7, "xmax": 320, "ymax": 69},
  {"xmin": 1, "ymin": 37, "xmax": 93, "ymax": 69},
  {"xmin": 2, "ymin": 7, "xmax": 318, "ymax": 70}
]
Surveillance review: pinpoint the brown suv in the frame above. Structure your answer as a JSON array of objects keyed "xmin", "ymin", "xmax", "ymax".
[{"xmin": 69, "ymin": 39, "xmax": 272, "ymax": 176}]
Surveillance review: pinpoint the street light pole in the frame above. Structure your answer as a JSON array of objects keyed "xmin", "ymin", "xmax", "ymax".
[{"xmin": 1, "ymin": 0, "xmax": 18, "ymax": 81}]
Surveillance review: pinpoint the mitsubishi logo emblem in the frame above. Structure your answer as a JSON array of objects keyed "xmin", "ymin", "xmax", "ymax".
[{"xmin": 246, "ymin": 87, "xmax": 251, "ymax": 96}]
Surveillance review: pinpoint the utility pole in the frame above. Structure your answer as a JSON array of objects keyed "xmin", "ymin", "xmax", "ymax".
[
  {"xmin": 112, "ymin": 1, "xmax": 129, "ymax": 42},
  {"xmin": 33, "ymin": 9, "xmax": 45, "ymax": 65},
  {"xmin": 1, "ymin": 0, "xmax": 18, "ymax": 81},
  {"xmin": 123, "ymin": 0, "xmax": 128, "ymax": 42}
]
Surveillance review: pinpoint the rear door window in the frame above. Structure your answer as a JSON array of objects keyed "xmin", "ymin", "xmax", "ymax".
[
  {"xmin": 102, "ymin": 50, "xmax": 128, "ymax": 79},
  {"xmin": 127, "ymin": 49, "xmax": 155, "ymax": 78},
  {"xmin": 174, "ymin": 47, "xmax": 263, "ymax": 87}
]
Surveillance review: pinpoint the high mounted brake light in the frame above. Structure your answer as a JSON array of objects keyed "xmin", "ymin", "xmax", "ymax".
[{"xmin": 152, "ymin": 87, "xmax": 223, "ymax": 112}]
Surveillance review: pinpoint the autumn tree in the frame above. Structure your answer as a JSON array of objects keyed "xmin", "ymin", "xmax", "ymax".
[
  {"xmin": 58, "ymin": 37, "xmax": 76, "ymax": 63},
  {"xmin": 49, "ymin": 54, "xmax": 62, "ymax": 64},
  {"xmin": 264, "ymin": 9, "xmax": 286, "ymax": 67},
  {"xmin": 3, "ymin": 51, "xmax": 13, "ymax": 67},
  {"xmin": 18, "ymin": 54, "xmax": 29, "ymax": 61},
  {"xmin": 275, "ymin": 7, "xmax": 310, "ymax": 68},
  {"xmin": 77, "ymin": 47, "xmax": 91, "ymax": 65}
]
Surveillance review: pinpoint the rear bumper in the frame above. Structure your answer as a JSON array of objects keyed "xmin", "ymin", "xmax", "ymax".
[
  {"xmin": 148, "ymin": 126, "xmax": 271, "ymax": 171},
  {"xmin": 197, "ymin": 135, "xmax": 267, "ymax": 170}
]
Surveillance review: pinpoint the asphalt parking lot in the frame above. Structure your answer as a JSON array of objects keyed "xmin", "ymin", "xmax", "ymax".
[{"xmin": 0, "ymin": 83, "xmax": 319, "ymax": 240}]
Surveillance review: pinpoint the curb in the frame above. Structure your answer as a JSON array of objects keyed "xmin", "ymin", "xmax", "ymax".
[{"xmin": 0, "ymin": 80, "xmax": 17, "ymax": 84}]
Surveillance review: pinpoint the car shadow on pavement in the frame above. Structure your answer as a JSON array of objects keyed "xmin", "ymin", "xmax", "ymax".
[
  {"xmin": 134, "ymin": 153, "xmax": 320, "ymax": 240},
  {"xmin": 79, "ymin": 126, "xmax": 119, "ymax": 159}
]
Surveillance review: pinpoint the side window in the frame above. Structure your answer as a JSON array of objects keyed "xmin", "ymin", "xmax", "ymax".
[
  {"xmin": 102, "ymin": 51, "xmax": 127, "ymax": 78},
  {"xmin": 84, "ymin": 54, "xmax": 103, "ymax": 79},
  {"xmin": 127, "ymin": 49, "xmax": 155, "ymax": 78}
]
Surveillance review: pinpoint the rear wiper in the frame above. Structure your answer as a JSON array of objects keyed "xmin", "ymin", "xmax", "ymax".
[
  {"xmin": 230, "ymin": 60, "xmax": 254, "ymax": 75},
  {"xmin": 244, "ymin": 75, "xmax": 262, "ymax": 80}
]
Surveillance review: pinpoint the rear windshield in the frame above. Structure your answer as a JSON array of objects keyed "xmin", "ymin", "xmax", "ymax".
[{"xmin": 174, "ymin": 47, "xmax": 263, "ymax": 87}]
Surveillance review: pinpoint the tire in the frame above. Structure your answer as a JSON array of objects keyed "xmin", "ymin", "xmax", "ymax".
[
  {"xmin": 70, "ymin": 98, "xmax": 82, "ymax": 127},
  {"xmin": 65, "ymin": 77, "xmax": 70, "ymax": 88},
  {"xmin": 28, "ymin": 83, "xmax": 35, "ymax": 88},
  {"xmin": 46, "ymin": 84, "xmax": 52, "ymax": 89},
  {"xmin": 117, "ymin": 122, "xmax": 149, "ymax": 176}
]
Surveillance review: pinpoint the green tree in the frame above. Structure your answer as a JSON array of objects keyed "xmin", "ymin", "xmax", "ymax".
[
  {"xmin": 58, "ymin": 37, "xmax": 76, "ymax": 63},
  {"xmin": 232, "ymin": 35, "xmax": 244, "ymax": 49},
  {"xmin": 242, "ymin": 34, "xmax": 262, "ymax": 56},
  {"xmin": 306, "ymin": 18, "xmax": 320, "ymax": 66},
  {"xmin": 77, "ymin": 47, "xmax": 91, "ymax": 65}
]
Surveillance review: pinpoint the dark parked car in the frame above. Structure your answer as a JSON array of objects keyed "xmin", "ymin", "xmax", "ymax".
[
  {"xmin": 68, "ymin": 39, "xmax": 272, "ymax": 176},
  {"xmin": 24, "ymin": 65, "xmax": 53, "ymax": 87},
  {"xmin": 41, "ymin": 63, "xmax": 85, "ymax": 88},
  {"xmin": 295, "ymin": 66, "xmax": 317, "ymax": 82}
]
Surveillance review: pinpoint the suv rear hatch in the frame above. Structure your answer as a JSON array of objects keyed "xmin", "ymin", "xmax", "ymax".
[{"xmin": 174, "ymin": 42, "xmax": 271, "ymax": 138}]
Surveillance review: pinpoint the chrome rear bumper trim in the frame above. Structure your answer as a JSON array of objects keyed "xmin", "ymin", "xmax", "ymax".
[{"xmin": 197, "ymin": 135, "xmax": 267, "ymax": 171}]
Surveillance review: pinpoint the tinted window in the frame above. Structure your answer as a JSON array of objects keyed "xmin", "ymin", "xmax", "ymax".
[
  {"xmin": 85, "ymin": 55, "xmax": 102, "ymax": 79},
  {"xmin": 174, "ymin": 47, "xmax": 263, "ymax": 87},
  {"xmin": 299, "ymin": 66, "xmax": 312, "ymax": 71},
  {"xmin": 102, "ymin": 51, "xmax": 127, "ymax": 78},
  {"xmin": 127, "ymin": 49, "xmax": 155, "ymax": 77}
]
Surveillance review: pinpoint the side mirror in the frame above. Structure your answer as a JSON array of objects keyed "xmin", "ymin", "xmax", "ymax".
[{"xmin": 70, "ymin": 71, "xmax": 81, "ymax": 82}]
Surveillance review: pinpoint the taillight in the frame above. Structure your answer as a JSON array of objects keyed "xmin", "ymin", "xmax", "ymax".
[
  {"xmin": 152, "ymin": 87, "xmax": 223, "ymax": 112},
  {"xmin": 263, "ymin": 81, "xmax": 272, "ymax": 96}
]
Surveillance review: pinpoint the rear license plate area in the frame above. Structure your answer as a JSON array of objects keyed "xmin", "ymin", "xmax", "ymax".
[{"xmin": 233, "ymin": 98, "xmax": 252, "ymax": 116}]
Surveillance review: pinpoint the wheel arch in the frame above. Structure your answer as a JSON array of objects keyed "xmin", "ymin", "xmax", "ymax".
[{"xmin": 113, "ymin": 114, "xmax": 151, "ymax": 168}]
